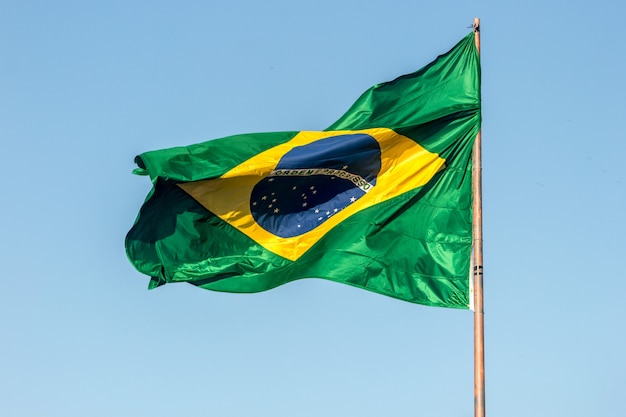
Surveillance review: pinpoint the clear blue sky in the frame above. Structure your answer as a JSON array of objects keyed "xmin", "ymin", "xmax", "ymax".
[{"xmin": 1, "ymin": 1, "xmax": 625, "ymax": 416}]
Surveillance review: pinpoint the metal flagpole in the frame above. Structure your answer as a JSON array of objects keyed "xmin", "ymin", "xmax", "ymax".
[{"xmin": 471, "ymin": 17, "xmax": 486, "ymax": 417}]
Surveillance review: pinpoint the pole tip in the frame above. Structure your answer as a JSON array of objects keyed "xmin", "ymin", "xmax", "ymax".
[{"xmin": 473, "ymin": 18, "xmax": 480, "ymax": 32}]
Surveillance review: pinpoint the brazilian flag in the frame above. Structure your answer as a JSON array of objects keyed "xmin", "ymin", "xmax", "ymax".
[{"xmin": 125, "ymin": 32, "xmax": 481, "ymax": 308}]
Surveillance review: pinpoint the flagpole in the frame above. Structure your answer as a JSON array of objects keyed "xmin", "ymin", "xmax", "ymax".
[{"xmin": 472, "ymin": 17, "xmax": 486, "ymax": 417}]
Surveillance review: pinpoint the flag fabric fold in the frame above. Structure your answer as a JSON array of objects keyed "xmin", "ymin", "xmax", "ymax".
[{"xmin": 125, "ymin": 32, "xmax": 481, "ymax": 308}]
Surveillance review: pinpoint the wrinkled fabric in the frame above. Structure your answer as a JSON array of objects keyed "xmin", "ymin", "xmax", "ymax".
[{"xmin": 126, "ymin": 32, "xmax": 480, "ymax": 309}]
